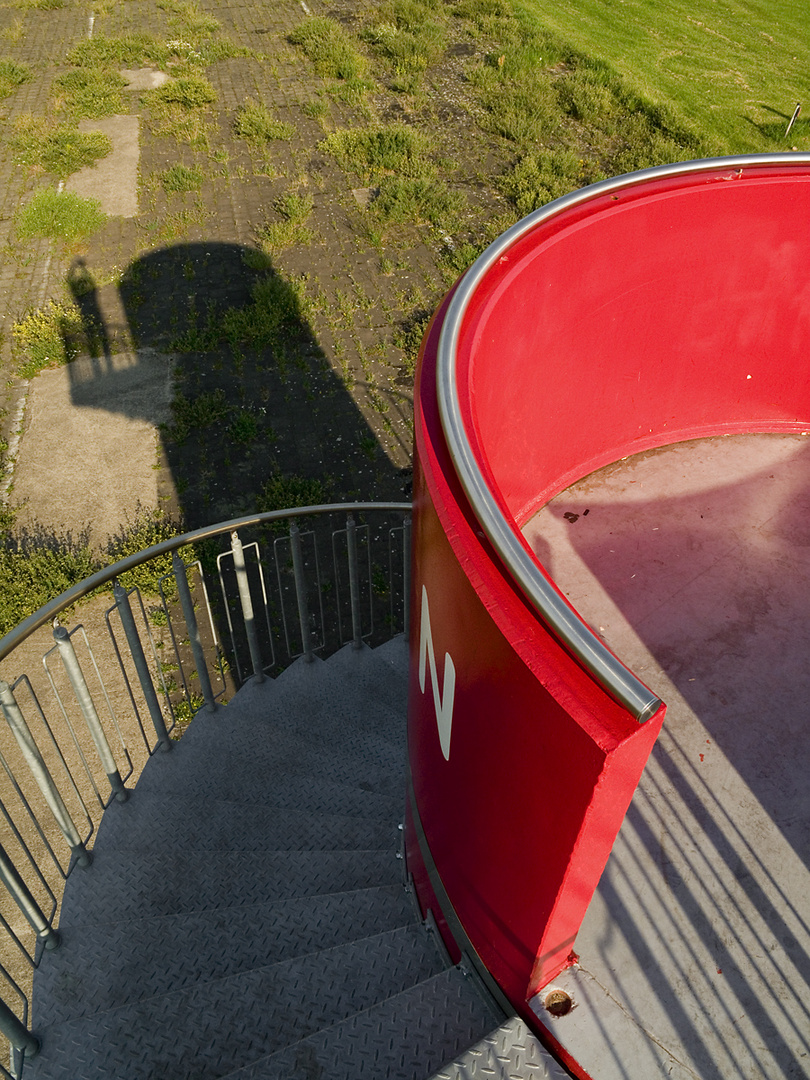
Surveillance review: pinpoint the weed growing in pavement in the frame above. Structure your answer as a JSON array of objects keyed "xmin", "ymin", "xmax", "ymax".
[
  {"xmin": 12, "ymin": 299, "xmax": 85, "ymax": 378},
  {"xmin": 362, "ymin": 0, "xmax": 447, "ymax": 78},
  {"xmin": 320, "ymin": 124, "xmax": 432, "ymax": 181},
  {"xmin": 12, "ymin": 0, "xmax": 64, "ymax": 9},
  {"xmin": 234, "ymin": 100, "xmax": 294, "ymax": 146},
  {"xmin": 52, "ymin": 69, "xmax": 128, "ymax": 119},
  {"xmin": 165, "ymin": 388, "xmax": 230, "ymax": 444},
  {"xmin": 157, "ymin": 0, "xmax": 221, "ymax": 37},
  {"xmin": 16, "ymin": 188, "xmax": 107, "ymax": 243},
  {"xmin": 12, "ymin": 117, "xmax": 112, "ymax": 179},
  {"xmin": 257, "ymin": 471, "xmax": 331, "ymax": 529},
  {"xmin": 161, "ymin": 163, "xmax": 204, "ymax": 194},
  {"xmin": 67, "ymin": 33, "xmax": 169, "ymax": 68},
  {"xmin": 144, "ymin": 75, "xmax": 216, "ymax": 146},
  {"xmin": 256, "ymin": 191, "xmax": 314, "ymax": 255},
  {"xmin": 0, "ymin": 518, "xmax": 96, "ymax": 636},
  {"xmin": 0, "ymin": 58, "xmax": 30, "ymax": 98},
  {"xmin": 149, "ymin": 74, "xmax": 216, "ymax": 108},
  {"xmin": 373, "ymin": 176, "xmax": 464, "ymax": 228},
  {"xmin": 289, "ymin": 16, "xmax": 369, "ymax": 91}
]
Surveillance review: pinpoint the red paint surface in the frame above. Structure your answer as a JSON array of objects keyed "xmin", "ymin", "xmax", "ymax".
[{"xmin": 407, "ymin": 161, "xmax": 810, "ymax": 1015}]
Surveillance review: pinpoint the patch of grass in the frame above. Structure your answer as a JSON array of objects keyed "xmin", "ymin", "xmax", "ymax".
[
  {"xmin": 16, "ymin": 188, "xmax": 107, "ymax": 243},
  {"xmin": 514, "ymin": 0, "xmax": 809, "ymax": 154},
  {"xmin": 67, "ymin": 33, "xmax": 169, "ymax": 68},
  {"xmin": 161, "ymin": 163, "xmax": 204, "ymax": 194},
  {"xmin": 0, "ymin": 522, "xmax": 97, "ymax": 637},
  {"xmin": 13, "ymin": 0, "xmax": 64, "ymax": 9},
  {"xmin": 12, "ymin": 116, "xmax": 112, "ymax": 179},
  {"xmin": 158, "ymin": 0, "xmax": 220, "ymax": 36},
  {"xmin": 52, "ymin": 68, "xmax": 128, "ymax": 119},
  {"xmin": 374, "ymin": 176, "xmax": 464, "ymax": 227},
  {"xmin": 0, "ymin": 58, "xmax": 30, "ymax": 98},
  {"xmin": 499, "ymin": 149, "xmax": 602, "ymax": 215},
  {"xmin": 289, "ymin": 16, "xmax": 369, "ymax": 84},
  {"xmin": 362, "ymin": 0, "xmax": 447, "ymax": 75},
  {"xmin": 12, "ymin": 299, "xmax": 84, "ymax": 378},
  {"xmin": 148, "ymin": 74, "xmax": 216, "ymax": 108},
  {"xmin": 256, "ymin": 191, "xmax": 314, "ymax": 255},
  {"xmin": 320, "ymin": 124, "xmax": 432, "ymax": 181},
  {"xmin": 393, "ymin": 308, "xmax": 431, "ymax": 376},
  {"xmin": 234, "ymin": 99, "xmax": 295, "ymax": 146},
  {"xmin": 166, "ymin": 388, "xmax": 230, "ymax": 443},
  {"xmin": 227, "ymin": 409, "xmax": 259, "ymax": 444},
  {"xmin": 104, "ymin": 507, "xmax": 190, "ymax": 594},
  {"xmin": 257, "ymin": 471, "xmax": 330, "ymax": 528},
  {"xmin": 144, "ymin": 75, "xmax": 216, "ymax": 146}
]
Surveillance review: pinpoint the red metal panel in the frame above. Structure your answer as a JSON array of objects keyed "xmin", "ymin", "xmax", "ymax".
[
  {"xmin": 408, "ymin": 300, "xmax": 663, "ymax": 1005},
  {"xmin": 407, "ymin": 160, "xmax": 810, "ymax": 1017}
]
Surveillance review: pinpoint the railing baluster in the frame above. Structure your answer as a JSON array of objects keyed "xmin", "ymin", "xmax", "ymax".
[
  {"xmin": 346, "ymin": 515, "xmax": 363, "ymax": 650},
  {"xmin": 0, "ymin": 997, "xmax": 38, "ymax": 1059},
  {"xmin": 113, "ymin": 583, "xmax": 172, "ymax": 753},
  {"xmin": 231, "ymin": 532, "xmax": 264, "ymax": 682},
  {"xmin": 52, "ymin": 625, "xmax": 127, "ymax": 804},
  {"xmin": 0, "ymin": 681, "xmax": 90, "ymax": 868},
  {"xmin": 172, "ymin": 553, "xmax": 216, "ymax": 712},
  {"xmin": 289, "ymin": 523, "xmax": 314, "ymax": 662},
  {"xmin": 0, "ymin": 841, "xmax": 59, "ymax": 953}
]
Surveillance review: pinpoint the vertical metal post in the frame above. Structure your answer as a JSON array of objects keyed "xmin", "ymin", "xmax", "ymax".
[
  {"xmin": 230, "ymin": 532, "xmax": 264, "ymax": 682},
  {"xmin": 346, "ymin": 515, "xmax": 363, "ymax": 649},
  {"xmin": 0, "ymin": 681, "xmax": 90, "ymax": 867},
  {"xmin": 0, "ymin": 841, "xmax": 59, "ymax": 952},
  {"xmin": 289, "ymin": 523, "xmax": 314, "ymax": 662},
  {"xmin": 113, "ymin": 582, "xmax": 172, "ymax": 752},
  {"xmin": 0, "ymin": 999, "xmax": 39, "ymax": 1058},
  {"xmin": 403, "ymin": 515, "xmax": 412, "ymax": 636},
  {"xmin": 172, "ymin": 552, "xmax": 216, "ymax": 711},
  {"xmin": 53, "ymin": 625, "xmax": 127, "ymax": 804}
]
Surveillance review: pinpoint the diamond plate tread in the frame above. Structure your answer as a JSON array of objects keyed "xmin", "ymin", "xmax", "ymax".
[
  {"xmin": 135, "ymin": 707, "xmax": 404, "ymax": 802},
  {"xmin": 271, "ymin": 641, "xmax": 409, "ymax": 722},
  {"xmin": 135, "ymin": 752, "xmax": 403, "ymax": 815},
  {"xmin": 58, "ymin": 847, "xmax": 402, "ymax": 925},
  {"xmin": 428, "ymin": 1016, "xmax": 572, "ymax": 1080},
  {"xmin": 92, "ymin": 792, "xmax": 399, "ymax": 855},
  {"xmin": 34, "ymin": 885, "xmax": 417, "ymax": 1025},
  {"xmin": 220, "ymin": 966, "xmax": 502, "ymax": 1080},
  {"xmin": 25, "ymin": 924, "xmax": 446, "ymax": 1080}
]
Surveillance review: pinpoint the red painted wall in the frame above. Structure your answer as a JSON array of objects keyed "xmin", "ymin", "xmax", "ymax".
[{"xmin": 407, "ymin": 160, "xmax": 810, "ymax": 1013}]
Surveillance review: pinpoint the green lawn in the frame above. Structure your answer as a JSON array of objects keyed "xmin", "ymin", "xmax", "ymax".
[{"xmin": 516, "ymin": 0, "xmax": 809, "ymax": 153}]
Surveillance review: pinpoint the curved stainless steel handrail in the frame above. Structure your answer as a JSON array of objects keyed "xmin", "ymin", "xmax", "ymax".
[
  {"xmin": 436, "ymin": 153, "xmax": 810, "ymax": 723},
  {"xmin": 0, "ymin": 502, "xmax": 411, "ymax": 664}
]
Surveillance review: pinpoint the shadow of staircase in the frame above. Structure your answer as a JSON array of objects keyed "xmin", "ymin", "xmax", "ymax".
[{"xmin": 21, "ymin": 639, "xmax": 559, "ymax": 1079}]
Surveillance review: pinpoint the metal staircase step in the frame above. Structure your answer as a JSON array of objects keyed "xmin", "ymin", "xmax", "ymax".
[
  {"xmin": 58, "ymin": 847, "xmax": 403, "ymax": 925},
  {"xmin": 25, "ymin": 924, "xmax": 447, "ymax": 1080},
  {"xmin": 218, "ymin": 967, "xmax": 503, "ymax": 1080},
  {"xmin": 33, "ymin": 885, "xmax": 417, "ymax": 1026},
  {"xmin": 91, "ymin": 791, "xmax": 400, "ymax": 855},
  {"xmin": 135, "ymin": 724, "xmax": 404, "ymax": 801},
  {"xmin": 429, "ymin": 1015, "xmax": 571, "ymax": 1080}
]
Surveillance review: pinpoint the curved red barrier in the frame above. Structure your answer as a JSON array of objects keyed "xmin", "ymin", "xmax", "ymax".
[{"xmin": 406, "ymin": 157, "xmax": 810, "ymax": 1018}]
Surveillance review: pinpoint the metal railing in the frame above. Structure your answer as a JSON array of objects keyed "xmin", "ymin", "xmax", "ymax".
[{"xmin": 0, "ymin": 502, "xmax": 410, "ymax": 1077}]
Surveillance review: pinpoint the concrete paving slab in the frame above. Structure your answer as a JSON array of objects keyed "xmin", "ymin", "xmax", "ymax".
[
  {"xmin": 524, "ymin": 433, "xmax": 810, "ymax": 1080},
  {"xmin": 119, "ymin": 68, "xmax": 169, "ymax": 90},
  {"xmin": 65, "ymin": 115, "xmax": 140, "ymax": 219},
  {"xmin": 11, "ymin": 348, "xmax": 174, "ymax": 547}
]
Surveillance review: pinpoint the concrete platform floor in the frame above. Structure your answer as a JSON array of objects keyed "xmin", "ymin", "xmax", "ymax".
[{"xmin": 523, "ymin": 433, "xmax": 810, "ymax": 1080}]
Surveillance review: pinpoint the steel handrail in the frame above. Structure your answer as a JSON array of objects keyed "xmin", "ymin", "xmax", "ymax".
[
  {"xmin": 0, "ymin": 503, "xmax": 411, "ymax": 666},
  {"xmin": 435, "ymin": 153, "xmax": 810, "ymax": 723}
]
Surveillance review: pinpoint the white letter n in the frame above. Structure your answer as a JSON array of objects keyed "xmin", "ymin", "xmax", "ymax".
[{"xmin": 419, "ymin": 585, "xmax": 456, "ymax": 761}]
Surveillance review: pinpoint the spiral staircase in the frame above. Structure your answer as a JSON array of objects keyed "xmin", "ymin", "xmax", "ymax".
[{"xmin": 19, "ymin": 636, "xmax": 562, "ymax": 1080}]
